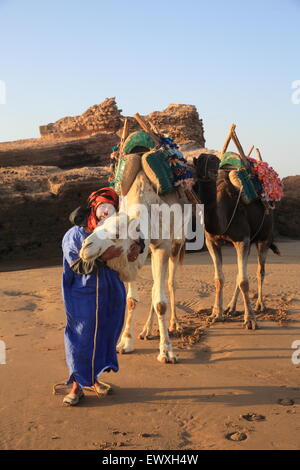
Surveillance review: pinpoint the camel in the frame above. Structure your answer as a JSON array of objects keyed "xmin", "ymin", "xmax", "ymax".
[
  {"xmin": 193, "ymin": 151, "xmax": 280, "ymax": 330},
  {"xmin": 80, "ymin": 170, "xmax": 189, "ymax": 363}
]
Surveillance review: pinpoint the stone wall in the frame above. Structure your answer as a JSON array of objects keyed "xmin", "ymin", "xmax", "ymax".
[
  {"xmin": 39, "ymin": 97, "xmax": 206, "ymax": 147},
  {"xmin": 0, "ymin": 166, "xmax": 110, "ymax": 262}
]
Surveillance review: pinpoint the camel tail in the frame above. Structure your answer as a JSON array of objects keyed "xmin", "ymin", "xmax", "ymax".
[{"xmin": 270, "ymin": 243, "xmax": 281, "ymax": 256}]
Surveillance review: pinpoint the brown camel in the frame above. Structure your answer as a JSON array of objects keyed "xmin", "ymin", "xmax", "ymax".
[{"xmin": 193, "ymin": 153, "xmax": 280, "ymax": 329}]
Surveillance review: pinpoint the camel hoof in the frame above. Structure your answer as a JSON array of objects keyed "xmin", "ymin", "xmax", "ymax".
[
  {"xmin": 210, "ymin": 314, "xmax": 224, "ymax": 323},
  {"xmin": 145, "ymin": 334, "xmax": 154, "ymax": 340},
  {"xmin": 158, "ymin": 356, "xmax": 169, "ymax": 364},
  {"xmin": 244, "ymin": 320, "xmax": 257, "ymax": 330},
  {"xmin": 117, "ymin": 342, "xmax": 135, "ymax": 354},
  {"xmin": 255, "ymin": 302, "xmax": 266, "ymax": 312},
  {"xmin": 224, "ymin": 306, "xmax": 239, "ymax": 317}
]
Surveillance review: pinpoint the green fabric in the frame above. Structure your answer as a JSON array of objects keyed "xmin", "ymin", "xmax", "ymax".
[
  {"xmin": 114, "ymin": 155, "xmax": 128, "ymax": 194},
  {"xmin": 123, "ymin": 131, "xmax": 156, "ymax": 154},
  {"xmin": 219, "ymin": 152, "xmax": 243, "ymax": 169},
  {"xmin": 236, "ymin": 168, "xmax": 258, "ymax": 203},
  {"xmin": 143, "ymin": 150, "xmax": 174, "ymax": 195}
]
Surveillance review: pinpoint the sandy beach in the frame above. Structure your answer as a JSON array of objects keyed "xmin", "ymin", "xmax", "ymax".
[{"xmin": 0, "ymin": 239, "xmax": 299, "ymax": 450}]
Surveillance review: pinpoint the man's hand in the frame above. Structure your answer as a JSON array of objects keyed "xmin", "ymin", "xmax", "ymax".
[
  {"xmin": 127, "ymin": 242, "xmax": 142, "ymax": 262},
  {"xmin": 100, "ymin": 245, "xmax": 123, "ymax": 262}
]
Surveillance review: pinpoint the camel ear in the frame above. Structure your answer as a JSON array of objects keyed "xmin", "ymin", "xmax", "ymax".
[{"xmin": 193, "ymin": 157, "xmax": 198, "ymax": 167}]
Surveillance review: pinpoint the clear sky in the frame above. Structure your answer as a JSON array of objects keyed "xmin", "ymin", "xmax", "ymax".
[{"xmin": 0, "ymin": 0, "xmax": 299, "ymax": 176}]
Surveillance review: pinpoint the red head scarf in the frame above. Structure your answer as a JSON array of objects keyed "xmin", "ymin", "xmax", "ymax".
[{"xmin": 86, "ymin": 187, "xmax": 119, "ymax": 231}]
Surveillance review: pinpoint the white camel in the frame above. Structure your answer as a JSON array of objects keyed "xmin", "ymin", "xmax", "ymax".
[{"xmin": 80, "ymin": 171, "xmax": 188, "ymax": 364}]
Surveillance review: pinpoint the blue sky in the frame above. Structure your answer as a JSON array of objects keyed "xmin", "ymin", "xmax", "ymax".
[{"xmin": 0, "ymin": 0, "xmax": 299, "ymax": 176}]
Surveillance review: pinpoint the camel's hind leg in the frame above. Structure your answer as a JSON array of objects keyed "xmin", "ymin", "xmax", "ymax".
[
  {"xmin": 151, "ymin": 246, "xmax": 177, "ymax": 364},
  {"xmin": 206, "ymin": 235, "xmax": 224, "ymax": 320},
  {"xmin": 224, "ymin": 276, "xmax": 240, "ymax": 316},
  {"xmin": 168, "ymin": 242, "xmax": 184, "ymax": 333},
  {"xmin": 234, "ymin": 239, "xmax": 257, "ymax": 330},
  {"xmin": 255, "ymin": 240, "xmax": 268, "ymax": 312},
  {"xmin": 117, "ymin": 281, "xmax": 138, "ymax": 354},
  {"xmin": 139, "ymin": 304, "xmax": 156, "ymax": 340}
]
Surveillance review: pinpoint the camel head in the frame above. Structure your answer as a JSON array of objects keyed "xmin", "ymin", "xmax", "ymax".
[
  {"xmin": 80, "ymin": 214, "xmax": 123, "ymax": 262},
  {"xmin": 80, "ymin": 229, "xmax": 112, "ymax": 262},
  {"xmin": 193, "ymin": 153, "xmax": 220, "ymax": 182}
]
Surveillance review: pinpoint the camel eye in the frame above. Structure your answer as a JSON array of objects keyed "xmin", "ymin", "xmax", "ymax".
[{"xmin": 84, "ymin": 242, "xmax": 93, "ymax": 248}]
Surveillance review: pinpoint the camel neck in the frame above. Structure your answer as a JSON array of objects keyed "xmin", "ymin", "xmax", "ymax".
[{"xmin": 197, "ymin": 179, "xmax": 237, "ymax": 235}]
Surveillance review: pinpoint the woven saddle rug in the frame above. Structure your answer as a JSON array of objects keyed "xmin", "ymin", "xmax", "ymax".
[{"xmin": 219, "ymin": 152, "xmax": 284, "ymax": 204}]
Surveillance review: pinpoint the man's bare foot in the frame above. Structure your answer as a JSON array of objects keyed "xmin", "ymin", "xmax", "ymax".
[{"xmin": 70, "ymin": 381, "xmax": 82, "ymax": 395}]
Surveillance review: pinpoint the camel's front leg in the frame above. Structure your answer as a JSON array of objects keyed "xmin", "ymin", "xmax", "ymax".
[
  {"xmin": 234, "ymin": 240, "xmax": 257, "ymax": 330},
  {"xmin": 255, "ymin": 241, "xmax": 268, "ymax": 312},
  {"xmin": 206, "ymin": 234, "xmax": 224, "ymax": 321},
  {"xmin": 151, "ymin": 246, "xmax": 177, "ymax": 364},
  {"xmin": 117, "ymin": 281, "xmax": 138, "ymax": 354}
]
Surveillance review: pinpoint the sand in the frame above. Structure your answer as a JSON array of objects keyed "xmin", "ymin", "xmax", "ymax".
[{"xmin": 0, "ymin": 239, "xmax": 299, "ymax": 450}]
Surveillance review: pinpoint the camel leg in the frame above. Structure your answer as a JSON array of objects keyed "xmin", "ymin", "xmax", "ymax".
[
  {"xmin": 255, "ymin": 240, "xmax": 268, "ymax": 312},
  {"xmin": 224, "ymin": 276, "xmax": 240, "ymax": 315},
  {"xmin": 117, "ymin": 281, "xmax": 138, "ymax": 354},
  {"xmin": 206, "ymin": 235, "xmax": 224, "ymax": 320},
  {"xmin": 168, "ymin": 243, "xmax": 184, "ymax": 333},
  {"xmin": 139, "ymin": 304, "xmax": 156, "ymax": 340},
  {"xmin": 151, "ymin": 246, "xmax": 177, "ymax": 364},
  {"xmin": 234, "ymin": 240, "xmax": 257, "ymax": 330}
]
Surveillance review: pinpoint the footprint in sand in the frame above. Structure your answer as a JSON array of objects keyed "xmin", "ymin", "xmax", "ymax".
[
  {"xmin": 3, "ymin": 290, "xmax": 42, "ymax": 299},
  {"xmin": 15, "ymin": 303, "xmax": 37, "ymax": 312},
  {"xmin": 225, "ymin": 431, "xmax": 248, "ymax": 442},
  {"xmin": 277, "ymin": 398, "xmax": 295, "ymax": 406},
  {"xmin": 241, "ymin": 413, "xmax": 266, "ymax": 422}
]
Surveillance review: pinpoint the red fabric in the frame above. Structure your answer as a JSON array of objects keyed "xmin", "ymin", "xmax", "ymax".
[{"xmin": 87, "ymin": 187, "xmax": 119, "ymax": 231}]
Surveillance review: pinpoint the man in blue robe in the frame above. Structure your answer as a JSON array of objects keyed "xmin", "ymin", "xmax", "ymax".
[{"xmin": 61, "ymin": 188, "xmax": 143, "ymax": 406}]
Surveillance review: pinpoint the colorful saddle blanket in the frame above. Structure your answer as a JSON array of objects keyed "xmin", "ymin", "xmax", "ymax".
[{"xmin": 219, "ymin": 152, "xmax": 283, "ymax": 203}]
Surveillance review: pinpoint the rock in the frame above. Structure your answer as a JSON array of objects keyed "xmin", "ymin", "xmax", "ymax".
[
  {"xmin": 274, "ymin": 175, "xmax": 300, "ymax": 238},
  {"xmin": 39, "ymin": 98, "xmax": 206, "ymax": 148},
  {"xmin": 0, "ymin": 166, "xmax": 110, "ymax": 261},
  {"xmin": 40, "ymin": 97, "xmax": 122, "ymax": 138},
  {"xmin": 147, "ymin": 104, "xmax": 205, "ymax": 147},
  {"xmin": 0, "ymin": 133, "xmax": 119, "ymax": 168}
]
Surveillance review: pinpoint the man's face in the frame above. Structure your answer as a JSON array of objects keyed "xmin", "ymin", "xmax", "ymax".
[{"xmin": 95, "ymin": 203, "xmax": 116, "ymax": 226}]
